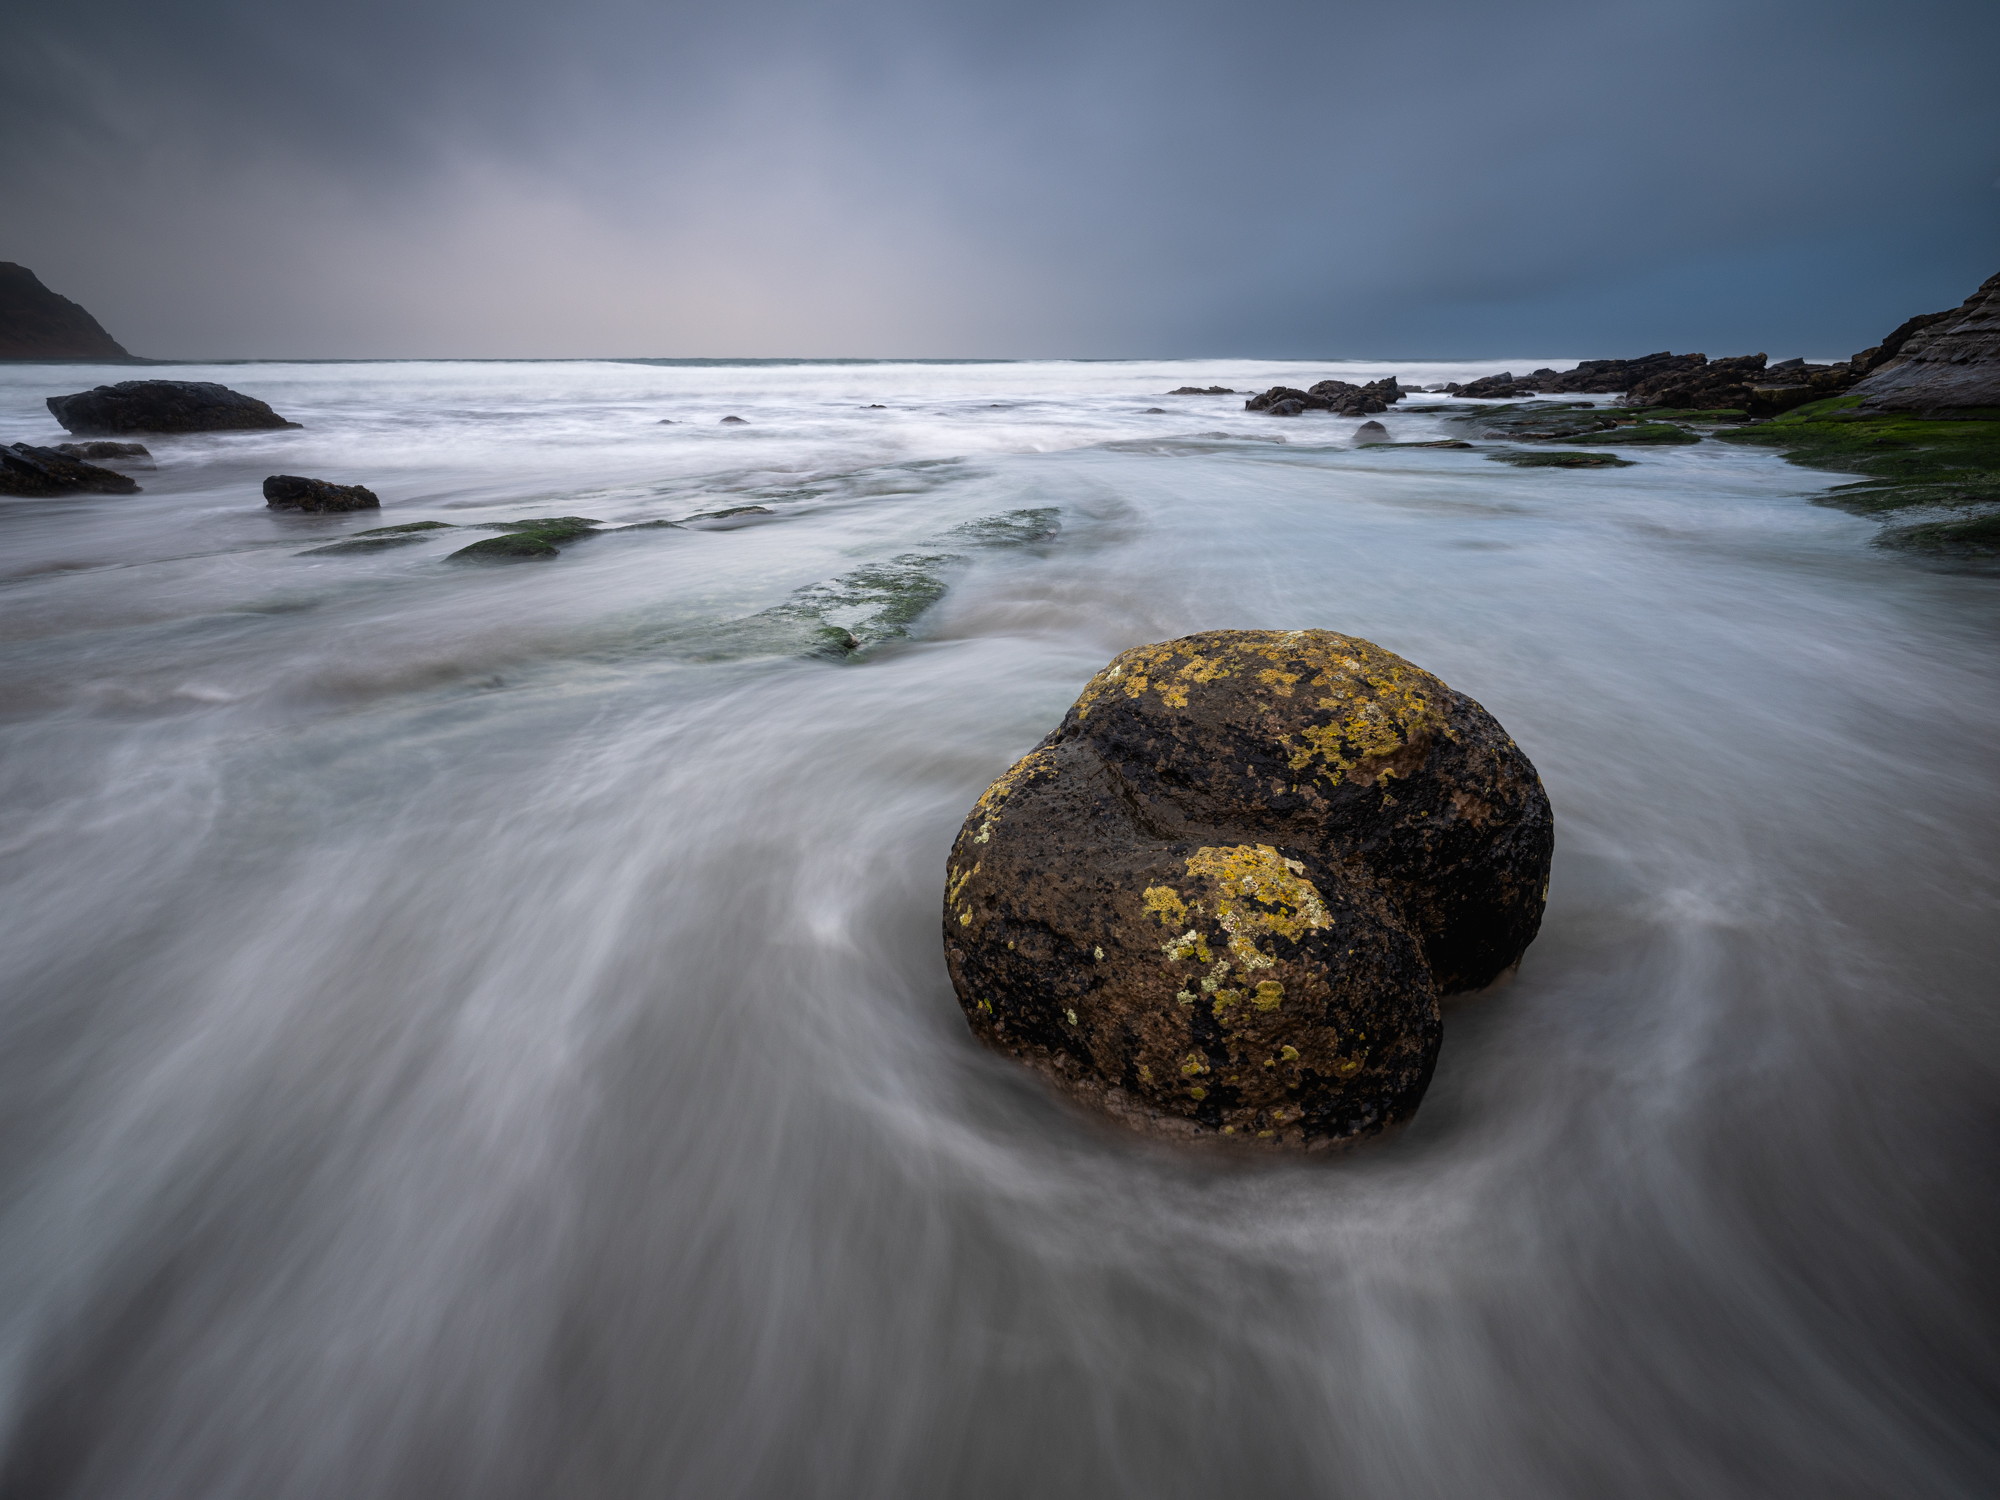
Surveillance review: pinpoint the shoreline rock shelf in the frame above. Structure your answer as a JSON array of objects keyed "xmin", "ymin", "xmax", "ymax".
[{"xmin": 944, "ymin": 629, "xmax": 1553, "ymax": 1149}]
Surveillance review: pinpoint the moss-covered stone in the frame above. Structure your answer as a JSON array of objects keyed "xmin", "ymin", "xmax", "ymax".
[
  {"xmin": 1718, "ymin": 396, "xmax": 2000, "ymax": 532},
  {"xmin": 448, "ymin": 515, "xmax": 604, "ymax": 562},
  {"xmin": 1488, "ymin": 451, "xmax": 1637, "ymax": 468},
  {"xmin": 352, "ymin": 521, "xmax": 456, "ymax": 536},
  {"xmin": 1566, "ymin": 423, "xmax": 1699, "ymax": 446},
  {"xmin": 944, "ymin": 630, "xmax": 1553, "ymax": 1150},
  {"xmin": 297, "ymin": 534, "xmax": 439, "ymax": 556},
  {"xmin": 1878, "ymin": 513, "xmax": 2000, "ymax": 556}
]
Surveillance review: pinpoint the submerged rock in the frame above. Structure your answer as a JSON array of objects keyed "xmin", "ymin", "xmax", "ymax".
[
  {"xmin": 48, "ymin": 380, "xmax": 299, "ymax": 435},
  {"xmin": 0, "ymin": 442, "xmax": 141, "ymax": 496},
  {"xmin": 446, "ymin": 516, "xmax": 602, "ymax": 562},
  {"xmin": 1168, "ymin": 386, "xmax": 1237, "ymax": 395},
  {"xmin": 53, "ymin": 441, "xmax": 149, "ymax": 461},
  {"xmin": 1488, "ymin": 450, "xmax": 1636, "ymax": 468},
  {"xmin": 1354, "ymin": 420, "xmax": 1390, "ymax": 443},
  {"xmin": 263, "ymin": 475, "xmax": 380, "ymax": 513},
  {"xmin": 945, "ymin": 630, "xmax": 1552, "ymax": 1148},
  {"xmin": 720, "ymin": 415, "xmax": 748, "ymax": 425}
]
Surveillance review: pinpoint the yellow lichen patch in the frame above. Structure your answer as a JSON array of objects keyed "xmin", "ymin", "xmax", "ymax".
[
  {"xmin": 1183, "ymin": 844, "xmax": 1332, "ymax": 972},
  {"xmin": 1142, "ymin": 885, "xmax": 1188, "ymax": 928},
  {"xmin": 1256, "ymin": 667, "xmax": 1299, "ymax": 697},
  {"xmin": 946, "ymin": 863, "xmax": 979, "ymax": 903},
  {"xmin": 1188, "ymin": 1086, "xmax": 1207, "ymax": 1101},
  {"xmin": 1280, "ymin": 1044, "xmax": 1299, "ymax": 1062},
  {"xmin": 1334, "ymin": 1056, "xmax": 1363, "ymax": 1078},
  {"xmin": 1253, "ymin": 980, "xmax": 1284, "ymax": 1011},
  {"xmin": 967, "ymin": 747, "xmax": 1057, "ymax": 843},
  {"xmin": 1162, "ymin": 929, "xmax": 1212, "ymax": 965},
  {"xmin": 1180, "ymin": 1052, "xmax": 1210, "ymax": 1077}
]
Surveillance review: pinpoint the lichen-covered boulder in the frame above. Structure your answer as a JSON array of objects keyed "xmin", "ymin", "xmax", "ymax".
[{"xmin": 944, "ymin": 629, "xmax": 1553, "ymax": 1148}]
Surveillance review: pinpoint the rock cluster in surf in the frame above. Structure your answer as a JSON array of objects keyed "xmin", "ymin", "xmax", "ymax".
[
  {"xmin": 943, "ymin": 629, "xmax": 1552, "ymax": 1149},
  {"xmin": 1246, "ymin": 377, "xmax": 1405, "ymax": 416},
  {"xmin": 264, "ymin": 474, "xmax": 379, "ymax": 513}
]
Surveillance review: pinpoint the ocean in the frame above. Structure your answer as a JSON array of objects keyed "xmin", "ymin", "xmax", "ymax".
[{"xmin": 1, "ymin": 357, "xmax": 1994, "ymax": 1498}]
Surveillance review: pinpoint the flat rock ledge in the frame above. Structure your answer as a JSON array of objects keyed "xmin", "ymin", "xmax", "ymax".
[
  {"xmin": 944, "ymin": 629, "xmax": 1552, "ymax": 1150},
  {"xmin": 48, "ymin": 380, "xmax": 299, "ymax": 435}
]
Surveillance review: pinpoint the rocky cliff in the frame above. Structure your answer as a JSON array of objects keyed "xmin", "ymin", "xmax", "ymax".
[
  {"xmin": 1847, "ymin": 272, "xmax": 2000, "ymax": 416},
  {"xmin": 0, "ymin": 264, "xmax": 130, "ymax": 360}
]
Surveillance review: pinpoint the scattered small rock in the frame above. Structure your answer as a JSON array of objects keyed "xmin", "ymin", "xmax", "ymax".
[
  {"xmin": 1144, "ymin": 407, "xmax": 1167, "ymax": 414},
  {"xmin": 263, "ymin": 475, "xmax": 380, "ymax": 513},
  {"xmin": 48, "ymin": 381, "xmax": 300, "ymax": 435},
  {"xmin": 1168, "ymin": 386, "xmax": 1237, "ymax": 395},
  {"xmin": 720, "ymin": 416, "xmax": 747, "ymax": 425}
]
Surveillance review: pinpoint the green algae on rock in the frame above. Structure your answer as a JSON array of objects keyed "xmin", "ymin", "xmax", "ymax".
[
  {"xmin": 1565, "ymin": 422, "xmax": 1699, "ymax": 446},
  {"xmin": 944, "ymin": 629, "xmax": 1553, "ymax": 1149},
  {"xmin": 1719, "ymin": 396, "xmax": 2000, "ymax": 553},
  {"xmin": 447, "ymin": 516, "xmax": 603, "ymax": 562}
]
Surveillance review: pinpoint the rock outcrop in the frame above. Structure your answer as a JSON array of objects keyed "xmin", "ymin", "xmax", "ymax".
[
  {"xmin": 1168, "ymin": 386, "xmax": 1237, "ymax": 395},
  {"xmin": 0, "ymin": 264, "xmax": 131, "ymax": 360},
  {"xmin": 944, "ymin": 630, "xmax": 1552, "ymax": 1148},
  {"xmin": 48, "ymin": 381, "xmax": 299, "ymax": 435},
  {"xmin": 0, "ymin": 442, "xmax": 142, "ymax": 496},
  {"xmin": 1247, "ymin": 377, "xmax": 1403, "ymax": 416},
  {"xmin": 1848, "ymin": 271, "xmax": 2000, "ymax": 416},
  {"xmin": 263, "ymin": 475, "xmax": 378, "ymax": 513}
]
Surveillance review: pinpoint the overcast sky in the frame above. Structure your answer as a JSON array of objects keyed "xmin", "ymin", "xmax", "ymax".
[{"xmin": 5, "ymin": 0, "xmax": 1996, "ymax": 359}]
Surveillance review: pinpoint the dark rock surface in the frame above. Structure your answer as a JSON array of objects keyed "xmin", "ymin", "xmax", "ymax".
[
  {"xmin": 720, "ymin": 415, "xmax": 748, "ymax": 425},
  {"xmin": 1849, "ymin": 271, "xmax": 2000, "ymax": 416},
  {"xmin": 1353, "ymin": 420, "xmax": 1389, "ymax": 443},
  {"xmin": 49, "ymin": 381, "xmax": 300, "ymax": 435},
  {"xmin": 263, "ymin": 475, "xmax": 379, "ymax": 513},
  {"xmin": 54, "ymin": 441, "xmax": 150, "ymax": 461},
  {"xmin": 1488, "ymin": 450, "xmax": 1635, "ymax": 468},
  {"xmin": 0, "ymin": 263, "xmax": 131, "ymax": 360},
  {"xmin": 1247, "ymin": 377, "xmax": 1403, "ymax": 416},
  {"xmin": 1168, "ymin": 386, "xmax": 1237, "ymax": 395},
  {"xmin": 944, "ymin": 630, "xmax": 1552, "ymax": 1148},
  {"xmin": 0, "ymin": 442, "xmax": 142, "ymax": 496}
]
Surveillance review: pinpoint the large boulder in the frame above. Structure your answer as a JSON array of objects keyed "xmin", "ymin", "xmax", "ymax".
[
  {"xmin": 944, "ymin": 630, "xmax": 1553, "ymax": 1148},
  {"xmin": 0, "ymin": 442, "xmax": 141, "ymax": 496},
  {"xmin": 1848, "ymin": 271, "xmax": 2000, "ymax": 416},
  {"xmin": 263, "ymin": 475, "xmax": 378, "ymax": 513},
  {"xmin": 47, "ymin": 381, "xmax": 299, "ymax": 435}
]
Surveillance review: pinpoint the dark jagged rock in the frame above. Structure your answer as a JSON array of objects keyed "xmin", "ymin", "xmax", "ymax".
[
  {"xmin": 0, "ymin": 263, "xmax": 131, "ymax": 360},
  {"xmin": 1247, "ymin": 377, "xmax": 1402, "ymax": 417},
  {"xmin": 1529, "ymin": 352, "xmax": 1705, "ymax": 395},
  {"xmin": 944, "ymin": 630, "xmax": 1552, "ymax": 1148},
  {"xmin": 1849, "ymin": 271, "xmax": 2000, "ymax": 416},
  {"xmin": 0, "ymin": 442, "xmax": 142, "ymax": 496},
  {"xmin": 54, "ymin": 441, "xmax": 149, "ymax": 461},
  {"xmin": 263, "ymin": 475, "xmax": 379, "ymax": 513},
  {"xmin": 49, "ymin": 381, "xmax": 299, "ymax": 435},
  {"xmin": 1168, "ymin": 385, "xmax": 1237, "ymax": 395},
  {"xmin": 1624, "ymin": 354, "xmax": 1773, "ymax": 411}
]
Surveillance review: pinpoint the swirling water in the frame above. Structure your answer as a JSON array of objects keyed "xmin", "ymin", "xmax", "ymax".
[{"xmin": 0, "ymin": 358, "xmax": 1994, "ymax": 1498}]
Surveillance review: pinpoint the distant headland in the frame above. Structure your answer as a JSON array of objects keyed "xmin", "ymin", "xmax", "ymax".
[{"xmin": 0, "ymin": 263, "xmax": 134, "ymax": 361}]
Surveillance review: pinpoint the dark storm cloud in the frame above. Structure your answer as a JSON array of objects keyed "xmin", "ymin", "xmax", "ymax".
[{"xmin": 5, "ymin": 0, "xmax": 1996, "ymax": 357}]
